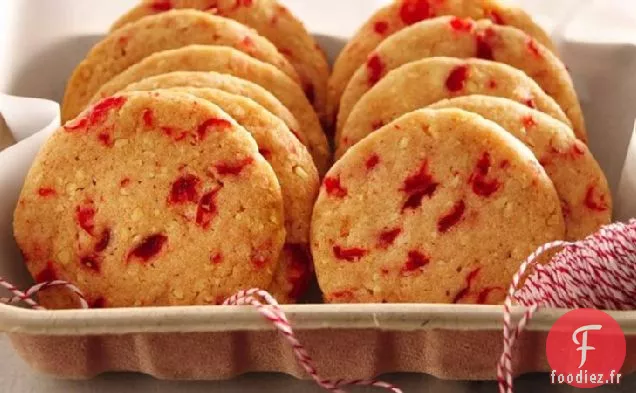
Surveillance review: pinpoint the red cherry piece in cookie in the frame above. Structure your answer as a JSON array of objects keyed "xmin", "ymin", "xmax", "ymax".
[
  {"xmin": 94, "ymin": 229, "xmax": 111, "ymax": 253},
  {"xmin": 523, "ymin": 97, "xmax": 537, "ymax": 109},
  {"xmin": 196, "ymin": 188, "xmax": 222, "ymax": 229},
  {"xmin": 366, "ymin": 154, "xmax": 380, "ymax": 170},
  {"xmin": 487, "ymin": 10, "xmax": 505, "ymax": 25},
  {"xmin": 142, "ymin": 108, "xmax": 154, "ymax": 127},
  {"xmin": 333, "ymin": 245, "xmax": 368, "ymax": 262},
  {"xmin": 400, "ymin": 250, "xmax": 430, "ymax": 276},
  {"xmin": 324, "ymin": 176, "xmax": 348, "ymax": 198},
  {"xmin": 522, "ymin": 115, "xmax": 537, "ymax": 128},
  {"xmin": 401, "ymin": 161, "xmax": 438, "ymax": 211},
  {"xmin": 328, "ymin": 290, "xmax": 355, "ymax": 302},
  {"xmin": 168, "ymin": 174, "xmax": 200, "ymax": 205},
  {"xmin": 470, "ymin": 153, "xmax": 501, "ymax": 197},
  {"xmin": 449, "ymin": 17, "xmax": 473, "ymax": 32},
  {"xmin": 371, "ymin": 119, "xmax": 385, "ymax": 131},
  {"xmin": 87, "ymin": 96, "xmax": 127, "ymax": 128},
  {"xmin": 446, "ymin": 65, "xmax": 469, "ymax": 92},
  {"xmin": 453, "ymin": 267, "xmax": 481, "ymax": 303},
  {"xmin": 476, "ymin": 34, "xmax": 494, "ymax": 60},
  {"xmin": 128, "ymin": 234, "xmax": 168, "ymax": 263},
  {"xmin": 399, "ymin": 0, "xmax": 433, "ymax": 25},
  {"xmin": 197, "ymin": 118, "xmax": 232, "ymax": 140},
  {"xmin": 438, "ymin": 200, "xmax": 466, "ymax": 233},
  {"xmin": 64, "ymin": 96, "xmax": 127, "ymax": 132},
  {"xmin": 213, "ymin": 157, "xmax": 254, "ymax": 176},
  {"xmin": 149, "ymin": 0, "xmax": 173, "ymax": 12},
  {"xmin": 374, "ymin": 21, "xmax": 389, "ymax": 35},
  {"xmin": 38, "ymin": 187, "xmax": 57, "ymax": 197},
  {"xmin": 378, "ymin": 227, "xmax": 402, "ymax": 249},
  {"xmin": 98, "ymin": 131, "xmax": 114, "ymax": 147},
  {"xmin": 366, "ymin": 54, "xmax": 385, "ymax": 86},
  {"xmin": 76, "ymin": 202, "xmax": 96, "ymax": 235},
  {"xmin": 210, "ymin": 253, "xmax": 223, "ymax": 265},
  {"xmin": 585, "ymin": 185, "xmax": 609, "ymax": 212}
]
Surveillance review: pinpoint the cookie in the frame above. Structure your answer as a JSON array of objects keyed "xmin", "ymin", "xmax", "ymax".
[
  {"xmin": 337, "ymin": 57, "xmax": 571, "ymax": 159},
  {"xmin": 61, "ymin": 9, "xmax": 299, "ymax": 122},
  {"xmin": 121, "ymin": 71, "xmax": 305, "ymax": 147},
  {"xmin": 111, "ymin": 0, "xmax": 331, "ymax": 125},
  {"xmin": 89, "ymin": 45, "xmax": 331, "ymax": 175},
  {"xmin": 159, "ymin": 87, "xmax": 319, "ymax": 302},
  {"xmin": 14, "ymin": 91, "xmax": 285, "ymax": 309},
  {"xmin": 328, "ymin": 0, "xmax": 557, "ymax": 124},
  {"xmin": 337, "ymin": 16, "xmax": 586, "ymax": 143},
  {"xmin": 429, "ymin": 95, "xmax": 610, "ymax": 240},
  {"xmin": 312, "ymin": 108, "xmax": 565, "ymax": 304}
]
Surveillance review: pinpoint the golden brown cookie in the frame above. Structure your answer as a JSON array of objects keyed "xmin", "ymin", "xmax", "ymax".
[
  {"xmin": 338, "ymin": 16, "xmax": 585, "ymax": 143},
  {"xmin": 14, "ymin": 91, "xmax": 285, "ymax": 308},
  {"xmin": 61, "ymin": 9, "xmax": 299, "ymax": 122},
  {"xmin": 89, "ymin": 45, "xmax": 331, "ymax": 175},
  {"xmin": 312, "ymin": 108, "xmax": 565, "ymax": 304},
  {"xmin": 328, "ymin": 0, "xmax": 557, "ymax": 124},
  {"xmin": 337, "ymin": 57, "xmax": 570, "ymax": 158},
  {"xmin": 158, "ymin": 87, "xmax": 319, "ymax": 303},
  {"xmin": 121, "ymin": 71, "xmax": 305, "ymax": 147},
  {"xmin": 429, "ymin": 95, "xmax": 610, "ymax": 240},
  {"xmin": 110, "ymin": 0, "xmax": 331, "ymax": 125}
]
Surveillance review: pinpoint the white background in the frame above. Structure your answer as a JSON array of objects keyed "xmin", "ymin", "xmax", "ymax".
[{"xmin": 1, "ymin": 0, "xmax": 635, "ymax": 392}]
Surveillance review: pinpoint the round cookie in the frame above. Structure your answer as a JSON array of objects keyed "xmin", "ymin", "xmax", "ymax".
[
  {"xmin": 61, "ymin": 9, "xmax": 299, "ymax": 122},
  {"xmin": 111, "ymin": 0, "xmax": 331, "ymax": 125},
  {"xmin": 159, "ymin": 87, "xmax": 319, "ymax": 303},
  {"xmin": 429, "ymin": 96, "xmax": 610, "ymax": 240},
  {"xmin": 328, "ymin": 0, "xmax": 558, "ymax": 124},
  {"xmin": 89, "ymin": 45, "xmax": 331, "ymax": 175},
  {"xmin": 14, "ymin": 91, "xmax": 285, "ymax": 309},
  {"xmin": 121, "ymin": 71, "xmax": 305, "ymax": 147},
  {"xmin": 337, "ymin": 57, "xmax": 571, "ymax": 159},
  {"xmin": 337, "ymin": 16, "xmax": 586, "ymax": 143},
  {"xmin": 312, "ymin": 108, "xmax": 565, "ymax": 304}
]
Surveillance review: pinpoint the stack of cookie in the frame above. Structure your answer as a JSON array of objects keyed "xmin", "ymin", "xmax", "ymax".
[
  {"xmin": 13, "ymin": 0, "xmax": 613, "ymax": 308},
  {"xmin": 14, "ymin": 0, "xmax": 332, "ymax": 308},
  {"xmin": 312, "ymin": 0, "xmax": 612, "ymax": 304}
]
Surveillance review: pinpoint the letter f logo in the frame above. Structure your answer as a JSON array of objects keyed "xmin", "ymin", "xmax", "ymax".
[{"xmin": 573, "ymin": 325, "xmax": 603, "ymax": 368}]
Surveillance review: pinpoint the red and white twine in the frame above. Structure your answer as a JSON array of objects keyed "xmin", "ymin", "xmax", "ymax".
[
  {"xmin": 2, "ymin": 220, "xmax": 635, "ymax": 393},
  {"xmin": 497, "ymin": 219, "xmax": 636, "ymax": 393}
]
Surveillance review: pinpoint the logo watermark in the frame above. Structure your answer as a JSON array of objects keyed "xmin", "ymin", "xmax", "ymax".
[{"xmin": 546, "ymin": 309, "xmax": 626, "ymax": 388}]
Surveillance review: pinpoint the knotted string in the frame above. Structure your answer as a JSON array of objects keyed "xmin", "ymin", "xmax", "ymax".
[{"xmin": 497, "ymin": 219, "xmax": 636, "ymax": 393}]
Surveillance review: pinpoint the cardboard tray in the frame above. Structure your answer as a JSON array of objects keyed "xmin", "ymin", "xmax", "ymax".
[{"xmin": 1, "ymin": 0, "xmax": 635, "ymax": 382}]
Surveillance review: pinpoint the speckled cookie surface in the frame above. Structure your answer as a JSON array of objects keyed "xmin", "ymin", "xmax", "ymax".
[
  {"xmin": 89, "ymin": 45, "xmax": 331, "ymax": 175},
  {"xmin": 337, "ymin": 57, "xmax": 570, "ymax": 158},
  {"xmin": 121, "ymin": 71, "xmax": 305, "ymax": 147},
  {"xmin": 312, "ymin": 108, "xmax": 565, "ymax": 304},
  {"xmin": 14, "ymin": 91, "xmax": 285, "ymax": 309},
  {"xmin": 328, "ymin": 0, "xmax": 557, "ymax": 124},
  {"xmin": 111, "ymin": 0, "xmax": 331, "ymax": 125},
  {"xmin": 61, "ymin": 9, "xmax": 299, "ymax": 122},
  {"xmin": 159, "ymin": 87, "xmax": 319, "ymax": 303},
  {"xmin": 338, "ymin": 16, "xmax": 586, "ymax": 143},
  {"xmin": 429, "ymin": 96, "xmax": 610, "ymax": 240}
]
